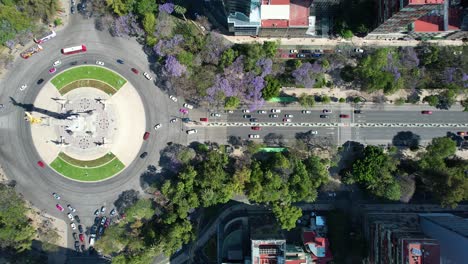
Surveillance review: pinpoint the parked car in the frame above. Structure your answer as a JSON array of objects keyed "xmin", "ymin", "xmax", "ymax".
[
  {"xmin": 100, "ymin": 206, "xmax": 106, "ymax": 213},
  {"xmin": 74, "ymin": 215, "xmax": 81, "ymax": 223},
  {"xmin": 354, "ymin": 48, "xmax": 364, "ymax": 53},
  {"xmin": 297, "ymin": 53, "xmax": 306, "ymax": 58},
  {"xmin": 72, "ymin": 232, "xmax": 78, "ymax": 240},
  {"xmin": 100, "ymin": 216, "xmax": 107, "ymax": 226},
  {"xmin": 67, "ymin": 213, "xmax": 74, "ymax": 221},
  {"xmin": 70, "ymin": 223, "xmax": 77, "ymax": 230},
  {"xmin": 67, "ymin": 204, "xmax": 76, "ymax": 212},
  {"xmin": 186, "ymin": 129, "xmax": 197, "ymax": 134},
  {"xmin": 56, "ymin": 204, "xmax": 64, "ymax": 212},
  {"xmin": 79, "ymin": 234, "xmax": 85, "ymax": 242},
  {"xmin": 183, "ymin": 103, "xmax": 193, "ymax": 109},
  {"xmin": 110, "ymin": 209, "xmax": 116, "ymax": 216},
  {"xmin": 74, "ymin": 241, "xmax": 80, "ymax": 251},
  {"xmin": 104, "ymin": 218, "xmax": 111, "ymax": 228},
  {"xmin": 94, "ymin": 209, "xmax": 99, "ymax": 216},
  {"xmin": 169, "ymin": 95, "xmax": 178, "ymax": 102},
  {"xmin": 289, "ymin": 49, "xmax": 298, "ymax": 54}
]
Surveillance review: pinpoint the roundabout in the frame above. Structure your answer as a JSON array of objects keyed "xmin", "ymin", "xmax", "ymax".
[{"xmin": 29, "ymin": 66, "xmax": 145, "ymax": 182}]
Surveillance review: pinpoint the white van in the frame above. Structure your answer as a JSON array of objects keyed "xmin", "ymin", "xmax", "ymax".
[{"xmin": 186, "ymin": 129, "xmax": 197, "ymax": 135}]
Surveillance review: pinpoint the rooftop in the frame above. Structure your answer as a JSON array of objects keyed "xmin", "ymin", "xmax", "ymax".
[
  {"xmin": 403, "ymin": 240, "xmax": 441, "ymax": 264},
  {"xmin": 409, "ymin": 0, "xmax": 444, "ymax": 4}
]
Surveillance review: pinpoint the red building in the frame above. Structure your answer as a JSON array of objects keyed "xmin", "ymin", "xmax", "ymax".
[{"xmin": 302, "ymin": 231, "xmax": 333, "ymax": 264}]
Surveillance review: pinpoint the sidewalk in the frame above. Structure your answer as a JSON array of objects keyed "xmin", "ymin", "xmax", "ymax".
[{"xmin": 223, "ymin": 35, "xmax": 464, "ymax": 47}]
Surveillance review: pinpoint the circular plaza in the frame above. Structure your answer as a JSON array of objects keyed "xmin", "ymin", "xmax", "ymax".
[{"xmin": 30, "ymin": 66, "xmax": 146, "ymax": 182}]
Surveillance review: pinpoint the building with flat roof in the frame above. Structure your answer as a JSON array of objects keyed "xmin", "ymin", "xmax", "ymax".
[
  {"xmin": 419, "ymin": 213, "xmax": 468, "ymax": 264},
  {"xmin": 251, "ymin": 239, "xmax": 287, "ymax": 264},
  {"xmin": 208, "ymin": 0, "xmax": 340, "ymax": 37},
  {"xmin": 365, "ymin": 213, "xmax": 441, "ymax": 264}
]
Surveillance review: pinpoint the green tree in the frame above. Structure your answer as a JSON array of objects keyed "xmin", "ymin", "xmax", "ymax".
[
  {"xmin": 420, "ymin": 137, "xmax": 456, "ymax": 169},
  {"xmin": 0, "ymin": 5, "xmax": 32, "ymax": 44},
  {"xmin": 177, "ymin": 50, "xmax": 194, "ymax": 68},
  {"xmin": 298, "ymin": 93, "xmax": 315, "ymax": 108},
  {"xmin": 156, "ymin": 219, "xmax": 193, "ymax": 256},
  {"xmin": 219, "ymin": 48, "xmax": 237, "ymax": 68},
  {"xmin": 0, "ymin": 184, "xmax": 35, "ymax": 252},
  {"xmin": 105, "ymin": 0, "xmax": 132, "ymax": 16},
  {"xmin": 262, "ymin": 76, "xmax": 281, "ymax": 100},
  {"xmin": 174, "ymin": 5, "xmax": 187, "ymax": 21},
  {"xmin": 322, "ymin": 59, "xmax": 330, "ymax": 69},
  {"xmin": 136, "ymin": 0, "xmax": 158, "ymax": 17},
  {"xmin": 340, "ymin": 29, "xmax": 353, "ymax": 39},
  {"xmin": 339, "ymin": 98, "xmax": 346, "ymax": 103},
  {"xmin": 272, "ymin": 203, "xmax": 302, "ymax": 231},
  {"xmin": 262, "ymin": 41, "xmax": 278, "ymax": 58},
  {"xmin": 423, "ymin": 95, "xmax": 439, "ymax": 107},
  {"xmin": 225, "ymin": 96, "xmax": 240, "ymax": 109},
  {"xmin": 124, "ymin": 199, "xmax": 155, "ymax": 221},
  {"xmin": 321, "ymin": 95, "xmax": 331, "ymax": 104},
  {"xmin": 462, "ymin": 99, "xmax": 468, "ymax": 112},
  {"xmin": 142, "ymin": 12, "xmax": 156, "ymax": 34}
]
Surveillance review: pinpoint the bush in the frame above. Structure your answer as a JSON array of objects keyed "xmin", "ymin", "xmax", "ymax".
[
  {"xmin": 340, "ymin": 65, "xmax": 355, "ymax": 82},
  {"xmin": 339, "ymin": 98, "xmax": 345, "ymax": 103},
  {"xmin": 54, "ymin": 18, "xmax": 62, "ymax": 26},
  {"xmin": 394, "ymin": 98, "xmax": 405, "ymax": 105}
]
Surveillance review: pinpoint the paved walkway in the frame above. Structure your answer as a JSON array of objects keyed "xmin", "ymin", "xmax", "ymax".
[{"xmin": 223, "ymin": 35, "xmax": 464, "ymax": 47}]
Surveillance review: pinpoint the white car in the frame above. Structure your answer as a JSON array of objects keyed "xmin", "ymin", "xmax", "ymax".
[
  {"xmin": 302, "ymin": 110, "xmax": 311, "ymax": 114},
  {"xmin": 20, "ymin": 84, "xmax": 28, "ymax": 91},
  {"xmin": 70, "ymin": 223, "xmax": 77, "ymax": 230},
  {"xmin": 269, "ymin": 114, "xmax": 278, "ymax": 118},
  {"xmin": 354, "ymin": 48, "xmax": 364, "ymax": 53},
  {"xmin": 170, "ymin": 118, "xmax": 177, "ymax": 123},
  {"xmin": 186, "ymin": 129, "xmax": 197, "ymax": 134},
  {"xmin": 67, "ymin": 204, "xmax": 76, "ymax": 212},
  {"xmin": 183, "ymin": 103, "xmax": 193, "ymax": 109},
  {"xmin": 289, "ymin": 49, "xmax": 298, "ymax": 54},
  {"xmin": 310, "ymin": 131, "xmax": 318, "ymax": 135},
  {"xmin": 285, "ymin": 114, "xmax": 293, "ymax": 118},
  {"xmin": 143, "ymin": 72, "xmax": 153, "ymax": 80},
  {"xmin": 226, "ymin": 110, "xmax": 234, "ymax": 114},
  {"xmin": 271, "ymin": 109, "xmax": 281, "ymax": 113},
  {"xmin": 154, "ymin": 123, "xmax": 162, "ymax": 130},
  {"xmin": 210, "ymin": 113, "xmax": 221, "ymax": 117},
  {"xmin": 67, "ymin": 213, "xmax": 74, "ymax": 221},
  {"xmin": 283, "ymin": 118, "xmax": 291, "ymax": 122},
  {"xmin": 242, "ymin": 109, "xmax": 250, "ymax": 113},
  {"xmin": 169, "ymin": 95, "xmax": 178, "ymax": 102},
  {"xmin": 96, "ymin": 61, "xmax": 105, "ymax": 66},
  {"xmin": 248, "ymin": 134, "xmax": 260, "ymax": 139},
  {"xmin": 257, "ymin": 110, "xmax": 267, "ymax": 114},
  {"xmin": 53, "ymin": 60, "xmax": 61, "ymax": 67},
  {"xmin": 101, "ymin": 206, "xmax": 106, "ymax": 213}
]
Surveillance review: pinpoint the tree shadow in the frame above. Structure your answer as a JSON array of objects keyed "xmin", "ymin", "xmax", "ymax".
[
  {"xmin": 392, "ymin": 131, "xmax": 421, "ymax": 150},
  {"xmin": 330, "ymin": 141, "xmax": 365, "ymax": 176},
  {"xmin": 446, "ymin": 131, "xmax": 464, "ymax": 147}
]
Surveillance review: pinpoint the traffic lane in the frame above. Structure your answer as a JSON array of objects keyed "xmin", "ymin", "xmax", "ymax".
[
  {"xmin": 355, "ymin": 110, "xmax": 468, "ymax": 124},
  {"xmin": 226, "ymin": 126, "xmax": 338, "ymax": 142},
  {"xmin": 225, "ymin": 111, "xmax": 343, "ymax": 123},
  {"xmin": 352, "ymin": 127, "xmax": 463, "ymax": 145}
]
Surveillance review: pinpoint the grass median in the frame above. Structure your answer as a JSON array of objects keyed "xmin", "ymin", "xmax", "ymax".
[
  {"xmin": 50, "ymin": 154, "xmax": 125, "ymax": 181},
  {"xmin": 51, "ymin": 66, "xmax": 126, "ymax": 91}
]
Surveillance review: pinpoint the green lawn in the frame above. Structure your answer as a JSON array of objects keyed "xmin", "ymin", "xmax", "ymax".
[
  {"xmin": 51, "ymin": 66, "xmax": 127, "ymax": 90},
  {"xmin": 50, "ymin": 155, "xmax": 125, "ymax": 181}
]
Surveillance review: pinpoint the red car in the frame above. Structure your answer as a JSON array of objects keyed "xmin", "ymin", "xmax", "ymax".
[
  {"xmin": 288, "ymin": 54, "xmax": 297, "ymax": 58},
  {"xmin": 339, "ymin": 114, "xmax": 350, "ymax": 118},
  {"xmin": 143, "ymin": 132, "xmax": 150, "ymax": 140},
  {"xmin": 56, "ymin": 204, "xmax": 64, "ymax": 212},
  {"xmin": 251, "ymin": 126, "xmax": 261, "ymax": 130},
  {"xmin": 79, "ymin": 234, "xmax": 85, "ymax": 243},
  {"xmin": 421, "ymin": 110, "xmax": 433, "ymax": 115},
  {"xmin": 200, "ymin": 117, "xmax": 208, "ymax": 122},
  {"xmin": 104, "ymin": 218, "xmax": 111, "ymax": 228},
  {"xmin": 131, "ymin": 68, "xmax": 139, "ymax": 74},
  {"xmin": 37, "ymin": 161, "xmax": 45, "ymax": 168}
]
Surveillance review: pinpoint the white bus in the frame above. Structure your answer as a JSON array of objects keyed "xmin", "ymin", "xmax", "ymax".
[
  {"xmin": 61, "ymin": 45, "xmax": 87, "ymax": 55},
  {"xmin": 34, "ymin": 30, "xmax": 56, "ymax": 43}
]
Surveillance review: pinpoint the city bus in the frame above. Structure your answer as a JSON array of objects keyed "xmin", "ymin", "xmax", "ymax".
[
  {"xmin": 61, "ymin": 45, "xmax": 87, "ymax": 55},
  {"xmin": 33, "ymin": 30, "xmax": 56, "ymax": 43}
]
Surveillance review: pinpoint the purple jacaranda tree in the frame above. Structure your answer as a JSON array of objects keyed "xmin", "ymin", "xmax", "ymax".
[
  {"xmin": 399, "ymin": 47, "xmax": 420, "ymax": 69},
  {"xmin": 200, "ymin": 33, "xmax": 232, "ymax": 65},
  {"xmin": 164, "ymin": 55, "xmax": 186, "ymax": 77},
  {"xmin": 256, "ymin": 58, "xmax": 273, "ymax": 77},
  {"xmin": 383, "ymin": 53, "xmax": 401, "ymax": 81},
  {"xmin": 110, "ymin": 13, "xmax": 143, "ymax": 38},
  {"xmin": 153, "ymin": 34, "xmax": 184, "ymax": 56},
  {"xmin": 463, "ymin": 72, "xmax": 468, "ymax": 88},
  {"xmin": 159, "ymin": 3, "xmax": 175, "ymax": 14},
  {"xmin": 206, "ymin": 56, "xmax": 245, "ymax": 101},
  {"xmin": 292, "ymin": 62, "xmax": 323, "ymax": 87},
  {"xmin": 5, "ymin": 39, "xmax": 15, "ymax": 50},
  {"xmin": 443, "ymin": 67, "xmax": 456, "ymax": 84},
  {"xmin": 245, "ymin": 75, "xmax": 265, "ymax": 110}
]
